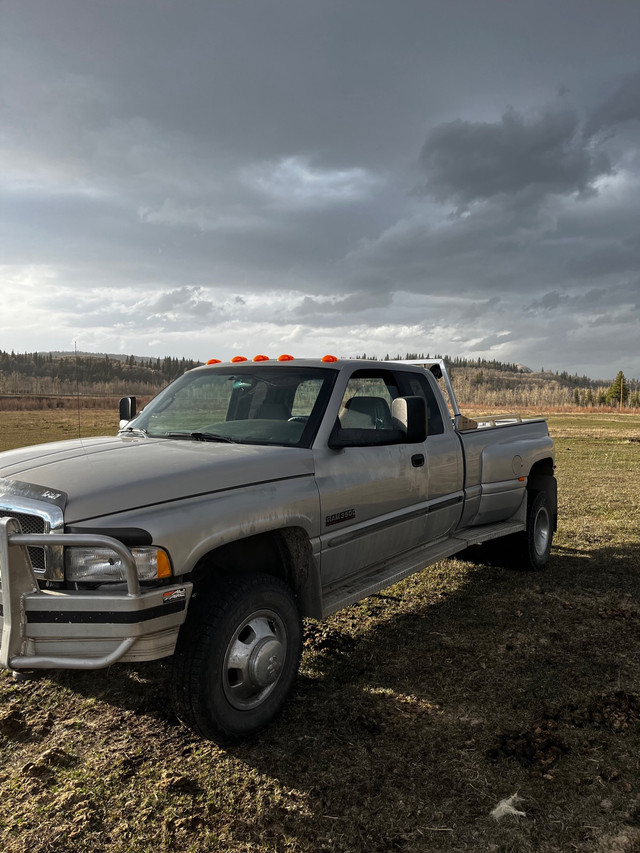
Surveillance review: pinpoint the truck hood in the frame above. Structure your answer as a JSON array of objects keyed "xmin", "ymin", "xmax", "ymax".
[{"xmin": 0, "ymin": 436, "xmax": 315, "ymax": 523}]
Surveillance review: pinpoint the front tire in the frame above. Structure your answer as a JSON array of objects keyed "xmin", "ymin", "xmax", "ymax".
[{"xmin": 171, "ymin": 573, "xmax": 302, "ymax": 741}]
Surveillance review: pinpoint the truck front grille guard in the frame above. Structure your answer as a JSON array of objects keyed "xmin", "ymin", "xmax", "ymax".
[{"xmin": 0, "ymin": 516, "xmax": 139, "ymax": 670}]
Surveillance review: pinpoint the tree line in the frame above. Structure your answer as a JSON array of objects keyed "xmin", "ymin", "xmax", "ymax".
[
  {"xmin": 571, "ymin": 370, "xmax": 640, "ymax": 409},
  {"xmin": 0, "ymin": 349, "xmax": 201, "ymax": 397},
  {"xmin": 1, "ymin": 348, "xmax": 638, "ymax": 411}
]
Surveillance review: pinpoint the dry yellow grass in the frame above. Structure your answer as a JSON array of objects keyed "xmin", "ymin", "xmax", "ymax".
[{"xmin": 0, "ymin": 412, "xmax": 639, "ymax": 852}]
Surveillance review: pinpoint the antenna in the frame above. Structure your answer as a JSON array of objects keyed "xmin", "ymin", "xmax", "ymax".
[{"xmin": 74, "ymin": 341, "xmax": 81, "ymax": 439}]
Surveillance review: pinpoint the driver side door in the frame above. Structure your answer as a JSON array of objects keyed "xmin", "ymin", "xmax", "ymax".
[{"xmin": 313, "ymin": 368, "xmax": 430, "ymax": 587}]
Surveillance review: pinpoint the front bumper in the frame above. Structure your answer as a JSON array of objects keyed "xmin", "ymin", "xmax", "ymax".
[{"xmin": 0, "ymin": 517, "xmax": 192, "ymax": 671}]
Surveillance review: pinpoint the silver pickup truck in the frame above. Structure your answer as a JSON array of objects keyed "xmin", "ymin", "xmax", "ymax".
[{"xmin": 0, "ymin": 357, "xmax": 556, "ymax": 740}]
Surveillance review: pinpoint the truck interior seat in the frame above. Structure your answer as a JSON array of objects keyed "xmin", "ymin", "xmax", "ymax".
[{"xmin": 339, "ymin": 396, "xmax": 393, "ymax": 429}]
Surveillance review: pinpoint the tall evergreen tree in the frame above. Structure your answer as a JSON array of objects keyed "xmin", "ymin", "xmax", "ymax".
[{"xmin": 605, "ymin": 371, "xmax": 629, "ymax": 408}]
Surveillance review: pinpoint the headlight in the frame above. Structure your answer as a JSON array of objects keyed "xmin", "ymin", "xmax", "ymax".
[{"xmin": 65, "ymin": 546, "xmax": 172, "ymax": 583}]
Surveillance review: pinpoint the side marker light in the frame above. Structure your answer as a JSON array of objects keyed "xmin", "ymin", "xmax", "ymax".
[{"xmin": 156, "ymin": 550, "xmax": 172, "ymax": 578}]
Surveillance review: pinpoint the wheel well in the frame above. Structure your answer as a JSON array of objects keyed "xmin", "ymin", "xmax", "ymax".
[
  {"xmin": 188, "ymin": 527, "xmax": 322, "ymax": 619},
  {"xmin": 529, "ymin": 458, "xmax": 554, "ymax": 479}
]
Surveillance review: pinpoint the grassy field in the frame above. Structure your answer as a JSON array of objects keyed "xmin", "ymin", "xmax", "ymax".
[{"xmin": 1, "ymin": 411, "xmax": 640, "ymax": 852}]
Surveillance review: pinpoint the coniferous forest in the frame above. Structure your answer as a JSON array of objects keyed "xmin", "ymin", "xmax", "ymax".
[
  {"xmin": 0, "ymin": 349, "xmax": 200, "ymax": 404},
  {"xmin": 0, "ymin": 348, "xmax": 638, "ymax": 411}
]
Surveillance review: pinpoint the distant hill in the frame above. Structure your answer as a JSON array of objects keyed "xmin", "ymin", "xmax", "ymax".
[
  {"xmin": 0, "ymin": 349, "xmax": 201, "ymax": 397},
  {"xmin": 42, "ymin": 350, "xmax": 167, "ymax": 365},
  {"xmin": 0, "ymin": 348, "xmax": 638, "ymax": 410},
  {"xmin": 357, "ymin": 352, "xmax": 640, "ymax": 410}
]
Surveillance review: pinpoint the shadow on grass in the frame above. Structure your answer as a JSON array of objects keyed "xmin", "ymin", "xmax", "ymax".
[
  {"xmin": 41, "ymin": 541, "xmax": 640, "ymax": 851},
  {"xmin": 51, "ymin": 539, "xmax": 640, "ymax": 733}
]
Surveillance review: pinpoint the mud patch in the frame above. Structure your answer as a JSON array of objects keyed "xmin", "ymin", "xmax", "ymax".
[
  {"xmin": 303, "ymin": 623, "xmax": 356, "ymax": 655},
  {"xmin": 555, "ymin": 691, "xmax": 640, "ymax": 732},
  {"xmin": 487, "ymin": 720, "xmax": 570, "ymax": 772}
]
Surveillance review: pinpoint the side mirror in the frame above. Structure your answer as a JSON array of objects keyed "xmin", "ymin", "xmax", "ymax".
[
  {"xmin": 119, "ymin": 396, "xmax": 137, "ymax": 426},
  {"xmin": 392, "ymin": 396, "xmax": 427, "ymax": 443},
  {"xmin": 327, "ymin": 396, "xmax": 427, "ymax": 449}
]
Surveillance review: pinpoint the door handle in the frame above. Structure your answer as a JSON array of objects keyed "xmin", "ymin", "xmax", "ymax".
[{"xmin": 411, "ymin": 453, "xmax": 425, "ymax": 468}]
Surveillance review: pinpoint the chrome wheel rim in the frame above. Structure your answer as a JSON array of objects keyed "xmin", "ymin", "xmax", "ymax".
[
  {"xmin": 222, "ymin": 609, "xmax": 287, "ymax": 711},
  {"xmin": 533, "ymin": 506, "xmax": 551, "ymax": 556}
]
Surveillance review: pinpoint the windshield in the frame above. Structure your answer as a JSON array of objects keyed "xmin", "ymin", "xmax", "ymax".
[{"xmin": 125, "ymin": 366, "xmax": 336, "ymax": 448}]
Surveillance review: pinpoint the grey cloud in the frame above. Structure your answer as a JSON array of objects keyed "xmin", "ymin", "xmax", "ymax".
[
  {"xmin": 2, "ymin": 1, "xmax": 640, "ymax": 378},
  {"xmin": 526, "ymin": 284, "xmax": 637, "ymax": 318},
  {"xmin": 569, "ymin": 234, "xmax": 640, "ymax": 278},
  {"xmin": 466, "ymin": 332, "xmax": 515, "ymax": 352},
  {"xmin": 585, "ymin": 72, "xmax": 640, "ymax": 137},
  {"xmin": 345, "ymin": 199, "xmax": 564, "ymax": 296},
  {"xmin": 294, "ymin": 291, "xmax": 392, "ymax": 318},
  {"xmin": 456, "ymin": 296, "xmax": 502, "ymax": 322},
  {"xmin": 525, "ymin": 291, "xmax": 567, "ymax": 312},
  {"xmin": 419, "ymin": 107, "xmax": 611, "ymax": 204},
  {"xmin": 587, "ymin": 308, "xmax": 640, "ymax": 328},
  {"xmin": 146, "ymin": 287, "xmax": 218, "ymax": 319}
]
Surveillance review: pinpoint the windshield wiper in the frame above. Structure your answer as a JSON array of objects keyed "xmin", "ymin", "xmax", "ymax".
[
  {"xmin": 165, "ymin": 431, "xmax": 237, "ymax": 444},
  {"xmin": 119, "ymin": 427, "xmax": 148, "ymax": 437}
]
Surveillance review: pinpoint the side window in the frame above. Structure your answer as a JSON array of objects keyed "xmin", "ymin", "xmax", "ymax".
[
  {"xmin": 402, "ymin": 373, "xmax": 445, "ymax": 436},
  {"xmin": 338, "ymin": 370, "xmax": 399, "ymax": 430}
]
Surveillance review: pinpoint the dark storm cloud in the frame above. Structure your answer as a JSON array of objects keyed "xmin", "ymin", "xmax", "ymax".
[
  {"xmin": 526, "ymin": 283, "xmax": 638, "ymax": 317},
  {"xmin": 584, "ymin": 72, "xmax": 640, "ymax": 137},
  {"xmin": 525, "ymin": 291, "xmax": 568, "ymax": 312},
  {"xmin": 569, "ymin": 233, "xmax": 640, "ymax": 278},
  {"xmin": 294, "ymin": 291, "xmax": 392, "ymax": 318},
  {"xmin": 2, "ymin": 0, "xmax": 640, "ymax": 377},
  {"xmin": 457, "ymin": 297, "xmax": 502, "ymax": 322},
  {"xmin": 418, "ymin": 107, "xmax": 611, "ymax": 205},
  {"xmin": 467, "ymin": 332, "xmax": 515, "ymax": 352}
]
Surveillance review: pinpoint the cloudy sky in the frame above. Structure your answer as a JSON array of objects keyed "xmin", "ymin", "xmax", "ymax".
[{"xmin": 2, "ymin": 0, "xmax": 639, "ymax": 379}]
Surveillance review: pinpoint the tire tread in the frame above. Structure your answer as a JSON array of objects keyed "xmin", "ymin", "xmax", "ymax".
[{"xmin": 170, "ymin": 573, "xmax": 301, "ymax": 741}]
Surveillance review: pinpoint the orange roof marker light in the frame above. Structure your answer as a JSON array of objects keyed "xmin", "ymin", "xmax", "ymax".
[
  {"xmin": 321, "ymin": 354, "xmax": 339, "ymax": 363},
  {"xmin": 278, "ymin": 354, "xmax": 295, "ymax": 361},
  {"xmin": 206, "ymin": 358, "xmax": 222, "ymax": 365},
  {"xmin": 252, "ymin": 354, "xmax": 270, "ymax": 362},
  {"xmin": 231, "ymin": 356, "xmax": 248, "ymax": 363}
]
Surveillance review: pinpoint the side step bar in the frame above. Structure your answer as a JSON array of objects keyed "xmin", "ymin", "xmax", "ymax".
[{"xmin": 321, "ymin": 519, "xmax": 525, "ymax": 617}]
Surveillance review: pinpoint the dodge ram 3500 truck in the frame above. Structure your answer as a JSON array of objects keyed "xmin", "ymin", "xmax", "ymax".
[{"xmin": 0, "ymin": 357, "xmax": 556, "ymax": 740}]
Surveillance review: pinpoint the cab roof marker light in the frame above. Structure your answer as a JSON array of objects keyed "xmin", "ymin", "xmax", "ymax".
[
  {"xmin": 321, "ymin": 354, "xmax": 339, "ymax": 363},
  {"xmin": 278, "ymin": 354, "xmax": 295, "ymax": 361},
  {"xmin": 206, "ymin": 358, "xmax": 222, "ymax": 365},
  {"xmin": 253, "ymin": 354, "xmax": 270, "ymax": 362},
  {"xmin": 231, "ymin": 356, "xmax": 248, "ymax": 363}
]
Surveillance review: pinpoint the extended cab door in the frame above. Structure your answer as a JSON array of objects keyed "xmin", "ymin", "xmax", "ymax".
[
  {"xmin": 313, "ymin": 367, "xmax": 463, "ymax": 588},
  {"xmin": 398, "ymin": 369, "xmax": 464, "ymax": 541}
]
